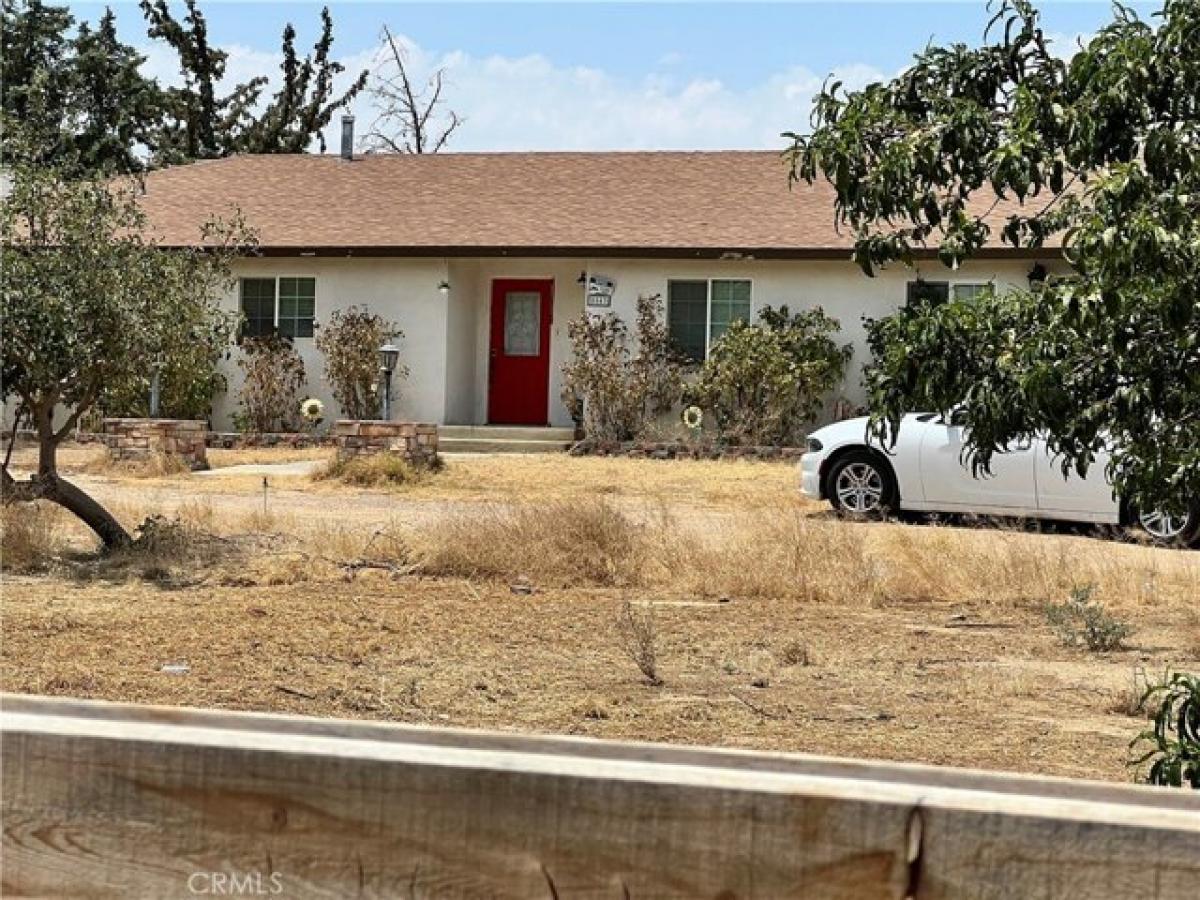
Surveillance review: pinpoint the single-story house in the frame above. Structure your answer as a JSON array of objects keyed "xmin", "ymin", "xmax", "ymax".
[{"xmin": 137, "ymin": 119, "xmax": 1063, "ymax": 433}]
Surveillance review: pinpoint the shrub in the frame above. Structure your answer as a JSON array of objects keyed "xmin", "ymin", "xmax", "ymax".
[
  {"xmin": 1130, "ymin": 672, "xmax": 1200, "ymax": 788},
  {"xmin": 314, "ymin": 453, "xmax": 436, "ymax": 487},
  {"xmin": 561, "ymin": 293, "xmax": 686, "ymax": 441},
  {"xmin": 1043, "ymin": 584, "xmax": 1132, "ymax": 652},
  {"xmin": 689, "ymin": 305, "xmax": 851, "ymax": 446},
  {"xmin": 97, "ymin": 312, "xmax": 236, "ymax": 420},
  {"xmin": 315, "ymin": 306, "xmax": 405, "ymax": 420},
  {"xmin": 235, "ymin": 335, "xmax": 306, "ymax": 432}
]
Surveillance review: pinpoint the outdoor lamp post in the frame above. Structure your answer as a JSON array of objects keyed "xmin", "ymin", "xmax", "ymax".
[
  {"xmin": 148, "ymin": 359, "xmax": 163, "ymax": 418},
  {"xmin": 378, "ymin": 342, "xmax": 401, "ymax": 421}
]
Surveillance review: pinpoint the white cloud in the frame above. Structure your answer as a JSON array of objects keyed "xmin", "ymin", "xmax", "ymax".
[{"xmin": 137, "ymin": 31, "xmax": 886, "ymax": 153}]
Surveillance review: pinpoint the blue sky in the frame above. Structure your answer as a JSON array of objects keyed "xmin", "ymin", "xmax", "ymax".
[{"xmin": 70, "ymin": 2, "xmax": 1158, "ymax": 150}]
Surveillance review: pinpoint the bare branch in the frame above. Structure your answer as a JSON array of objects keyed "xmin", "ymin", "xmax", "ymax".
[{"xmin": 365, "ymin": 25, "xmax": 463, "ymax": 154}]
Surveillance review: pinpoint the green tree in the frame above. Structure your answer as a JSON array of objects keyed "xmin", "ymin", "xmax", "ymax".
[
  {"xmin": 1, "ymin": 154, "xmax": 253, "ymax": 547},
  {"xmin": 690, "ymin": 306, "xmax": 852, "ymax": 447},
  {"xmin": 71, "ymin": 9, "xmax": 164, "ymax": 174},
  {"xmin": 1, "ymin": 0, "xmax": 78, "ymax": 167},
  {"xmin": 788, "ymin": 0, "xmax": 1199, "ymax": 513},
  {"xmin": 240, "ymin": 8, "xmax": 369, "ymax": 154},
  {"xmin": 141, "ymin": 0, "xmax": 366, "ymax": 163}
]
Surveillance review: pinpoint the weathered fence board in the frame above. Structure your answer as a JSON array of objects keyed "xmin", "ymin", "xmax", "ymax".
[{"xmin": 2, "ymin": 694, "xmax": 1198, "ymax": 899}]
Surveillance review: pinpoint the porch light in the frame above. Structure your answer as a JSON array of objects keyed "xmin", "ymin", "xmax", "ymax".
[
  {"xmin": 437, "ymin": 280, "xmax": 451, "ymax": 296},
  {"xmin": 378, "ymin": 342, "xmax": 401, "ymax": 420}
]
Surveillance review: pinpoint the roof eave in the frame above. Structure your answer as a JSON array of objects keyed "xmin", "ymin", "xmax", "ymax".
[{"xmin": 170, "ymin": 244, "xmax": 1061, "ymax": 261}]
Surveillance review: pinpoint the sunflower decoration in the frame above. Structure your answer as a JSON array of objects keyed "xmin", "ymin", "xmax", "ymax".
[
  {"xmin": 682, "ymin": 405, "xmax": 703, "ymax": 432},
  {"xmin": 299, "ymin": 397, "xmax": 325, "ymax": 425}
]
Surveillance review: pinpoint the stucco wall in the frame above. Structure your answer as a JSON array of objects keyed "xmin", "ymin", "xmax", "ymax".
[
  {"xmin": 213, "ymin": 257, "xmax": 449, "ymax": 430},
  {"xmin": 203, "ymin": 254, "xmax": 1064, "ymax": 431}
]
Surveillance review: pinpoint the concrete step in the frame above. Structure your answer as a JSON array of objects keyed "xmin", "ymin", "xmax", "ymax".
[
  {"xmin": 439, "ymin": 425, "xmax": 576, "ymax": 442},
  {"xmin": 439, "ymin": 437, "xmax": 573, "ymax": 455}
]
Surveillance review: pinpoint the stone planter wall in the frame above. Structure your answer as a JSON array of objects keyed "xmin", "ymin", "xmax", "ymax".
[
  {"xmin": 102, "ymin": 418, "xmax": 209, "ymax": 470},
  {"xmin": 332, "ymin": 420, "xmax": 439, "ymax": 467},
  {"xmin": 206, "ymin": 432, "xmax": 332, "ymax": 450},
  {"xmin": 570, "ymin": 438, "xmax": 805, "ymax": 462}
]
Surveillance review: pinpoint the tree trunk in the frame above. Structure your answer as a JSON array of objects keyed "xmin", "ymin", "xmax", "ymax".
[
  {"xmin": 3, "ymin": 415, "xmax": 133, "ymax": 550},
  {"xmin": 2, "ymin": 469, "xmax": 132, "ymax": 549},
  {"xmin": 47, "ymin": 475, "xmax": 133, "ymax": 549}
]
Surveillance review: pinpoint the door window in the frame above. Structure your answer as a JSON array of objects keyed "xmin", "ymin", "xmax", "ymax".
[{"xmin": 504, "ymin": 291, "xmax": 541, "ymax": 356}]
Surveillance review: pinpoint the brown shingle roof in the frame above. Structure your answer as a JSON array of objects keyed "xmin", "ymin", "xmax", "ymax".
[{"xmin": 135, "ymin": 151, "xmax": 1053, "ymax": 257}]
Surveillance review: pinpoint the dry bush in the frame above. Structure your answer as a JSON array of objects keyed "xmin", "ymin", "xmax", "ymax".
[
  {"xmin": 777, "ymin": 639, "xmax": 812, "ymax": 667},
  {"xmin": 314, "ymin": 453, "xmax": 438, "ymax": 488},
  {"xmin": 1106, "ymin": 667, "xmax": 1157, "ymax": 718},
  {"xmin": 416, "ymin": 498, "xmax": 642, "ymax": 586},
  {"xmin": 1, "ymin": 502, "xmax": 61, "ymax": 572},
  {"xmin": 617, "ymin": 600, "xmax": 662, "ymax": 685},
  {"xmin": 83, "ymin": 450, "xmax": 190, "ymax": 479}
]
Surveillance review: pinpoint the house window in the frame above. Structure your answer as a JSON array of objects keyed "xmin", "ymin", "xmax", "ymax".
[
  {"xmin": 239, "ymin": 278, "xmax": 276, "ymax": 337},
  {"xmin": 951, "ymin": 282, "xmax": 991, "ymax": 301},
  {"xmin": 905, "ymin": 280, "xmax": 950, "ymax": 306},
  {"xmin": 239, "ymin": 276, "xmax": 316, "ymax": 338},
  {"xmin": 667, "ymin": 278, "xmax": 752, "ymax": 362},
  {"xmin": 277, "ymin": 277, "xmax": 316, "ymax": 338}
]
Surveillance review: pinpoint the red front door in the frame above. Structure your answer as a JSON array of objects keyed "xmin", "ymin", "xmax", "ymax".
[{"xmin": 488, "ymin": 278, "xmax": 554, "ymax": 425}]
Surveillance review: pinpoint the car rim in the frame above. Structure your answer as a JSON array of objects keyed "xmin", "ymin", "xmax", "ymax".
[
  {"xmin": 835, "ymin": 462, "xmax": 884, "ymax": 514},
  {"xmin": 1138, "ymin": 508, "xmax": 1187, "ymax": 541}
]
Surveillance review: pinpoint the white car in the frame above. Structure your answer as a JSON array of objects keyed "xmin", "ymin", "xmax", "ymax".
[{"xmin": 799, "ymin": 414, "xmax": 1200, "ymax": 548}]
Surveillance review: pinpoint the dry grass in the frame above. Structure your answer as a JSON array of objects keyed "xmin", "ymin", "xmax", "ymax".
[
  {"xmin": 416, "ymin": 499, "xmax": 642, "ymax": 587},
  {"xmin": 207, "ymin": 446, "xmax": 332, "ymax": 467},
  {"xmin": 4, "ymin": 448, "xmax": 1200, "ymax": 781},
  {"xmin": 313, "ymin": 453, "xmax": 439, "ymax": 488},
  {"xmin": 82, "ymin": 450, "xmax": 191, "ymax": 478},
  {"xmin": 0, "ymin": 502, "xmax": 63, "ymax": 573}
]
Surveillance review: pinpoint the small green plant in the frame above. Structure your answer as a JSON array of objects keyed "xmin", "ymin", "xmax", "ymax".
[
  {"xmin": 1129, "ymin": 672, "xmax": 1200, "ymax": 788},
  {"xmin": 1043, "ymin": 584, "xmax": 1132, "ymax": 652}
]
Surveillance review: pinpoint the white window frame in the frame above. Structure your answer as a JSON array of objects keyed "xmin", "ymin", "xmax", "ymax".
[
  {"xmin": 905, "ymin": 279, "xmax": 995, "ymax": 305},
  {"xmin": 949, "ymin": 280, "xmax": 994, "ymax": 301},
  {"xmin": 666, "ymin": 277, "xmax": 754, "ymax": 360},
  {"xmin": 239, "ymin": 274, "xmax": 317, "ymax": 338}
]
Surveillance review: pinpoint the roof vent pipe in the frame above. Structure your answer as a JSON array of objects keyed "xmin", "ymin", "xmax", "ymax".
[{"xmin": 340, "ymin": 115, "xmax": 355, "ymax": 160}]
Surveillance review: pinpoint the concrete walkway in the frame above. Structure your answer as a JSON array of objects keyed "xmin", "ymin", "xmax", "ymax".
[{"xmin": 196, "ymin": 460, "xmax": 323, "ymax": 477}]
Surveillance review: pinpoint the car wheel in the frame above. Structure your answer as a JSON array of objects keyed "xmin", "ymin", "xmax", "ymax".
[
  {"xmin": 825, "ymin": 450, "xmax": 898, "ymax": 519},
  {"xmin": 1133, "ymin": 500, "xmax": 1200, "ymax": 548}
]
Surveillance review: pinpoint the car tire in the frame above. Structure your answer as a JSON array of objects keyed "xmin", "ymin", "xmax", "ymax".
[
  {"xmin": 825, "ymin": 450, "xmax": 898, "ymax": 519},
  {"xmin": 1131, "ymin": 499, "xmax": 1200, "ymax": 549}
]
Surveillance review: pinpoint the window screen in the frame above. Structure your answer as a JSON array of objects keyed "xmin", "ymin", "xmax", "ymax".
[
  {"xmin": 277, "ymin": 277, "xmax": 316, "ymax": 338},
  {"xmin": 667, "ymin": 280, "xmax": 708, "ymax": 363},
  {"xmin": 239, "ymin": 278, "xmax": 276, "ymax": 337},
  {"xmin": 709, "ymin": 279, "xmax": 752, "ymax": 345}
]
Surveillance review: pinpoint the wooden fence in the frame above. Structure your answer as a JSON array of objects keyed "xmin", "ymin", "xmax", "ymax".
[{"xmin": 3, "ymin": 693, "xmax": 1198, "ymax": 898}]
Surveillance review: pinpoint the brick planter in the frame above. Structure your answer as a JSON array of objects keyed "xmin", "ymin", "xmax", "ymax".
[
  {"xmin": 102, "ymin": 418, "xmax": 209, "ymax": 470},
  {"xmin": 332, "ymin": 420, "xmax": 439, "ymax": 467}
]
